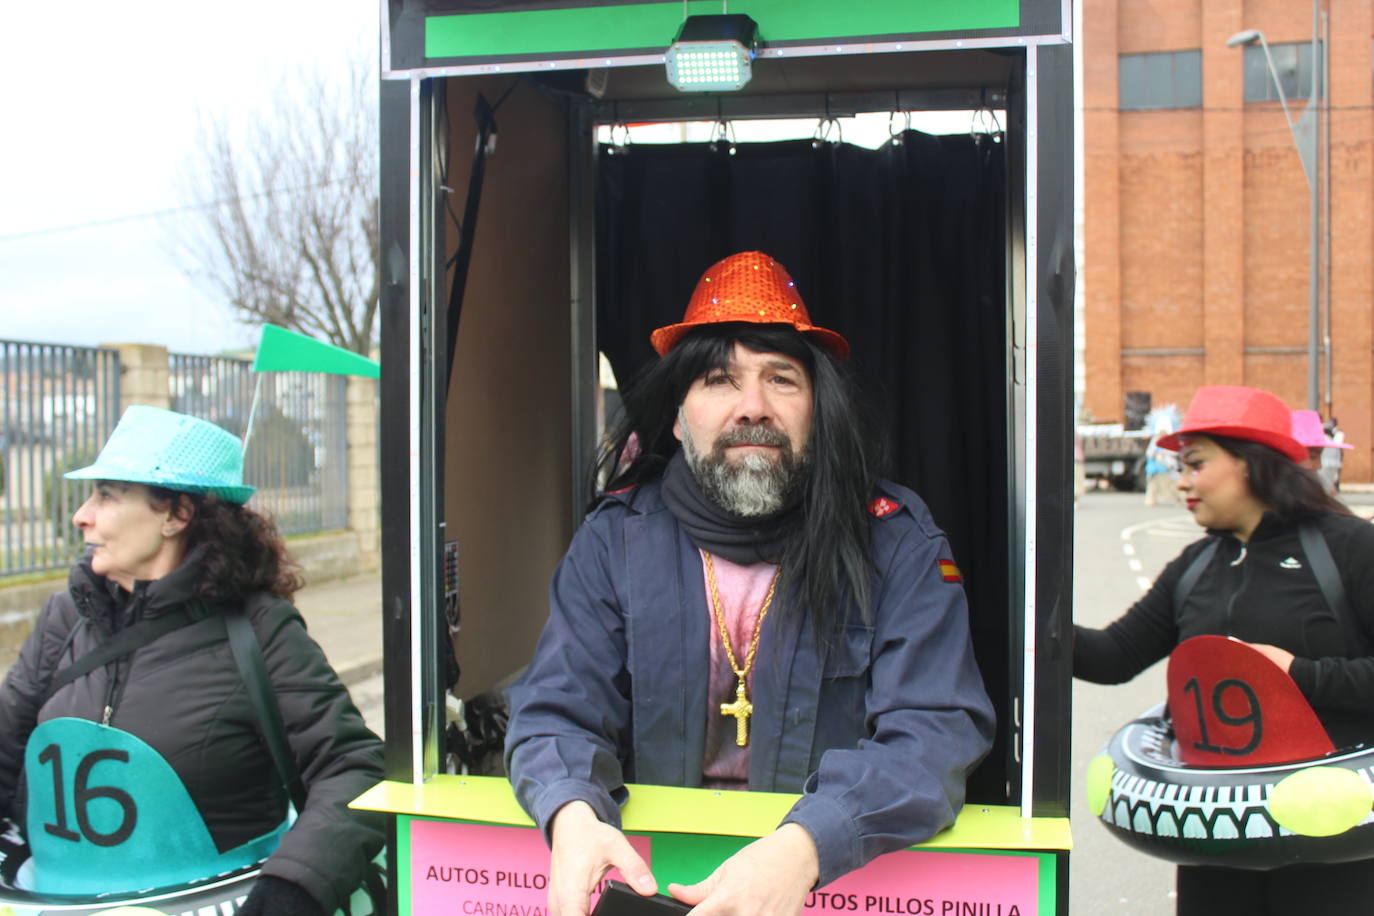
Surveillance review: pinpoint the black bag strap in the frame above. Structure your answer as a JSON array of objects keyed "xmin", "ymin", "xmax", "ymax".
[
  {"xmin": 224, "ymin": 606, "xmax": 308, "ymax": 813},
  {"xmin": 1173, "ymin": 525, "xmax": 1366, "ymax": 654},
  {"xmin": 41, "ymin": 605, "xmax": 208, "ymax": 707},
  {"xmin": 226, "ymin": 603, "xmax": 389, "ymax": 915},
  {"xmin": 1298, "ymin": 522, "xmax": 1368, "ymax": 654},
  {"xmin": 1172, "ymin": 538, "xmax": 1219, "ymax": 612}
]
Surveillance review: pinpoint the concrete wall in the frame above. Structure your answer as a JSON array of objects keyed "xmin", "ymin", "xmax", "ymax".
[
  {"xmin": 0, "ymin": 528, "xmax": 364, "ymax": 671},
  {"xmin": 106, "ymin": 343, "xmax": 171, "ymax": 411},
  {"xmin": 347, "ymin": 373, "xmax": 380, "ymax": 572},
  {"xmin": 1084, "ymin": 0, "xmax": 1373, "ymax": 479}
]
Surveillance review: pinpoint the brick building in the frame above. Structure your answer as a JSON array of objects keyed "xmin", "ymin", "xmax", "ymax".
[{"xmin": 1083, "ymin": 0, "xmax": 1372, "ymax": 480}]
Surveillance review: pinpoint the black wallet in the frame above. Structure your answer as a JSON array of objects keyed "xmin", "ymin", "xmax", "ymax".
[{"xmin": 591, "ymin": 880, "xmax": 694, "ymax": 916}]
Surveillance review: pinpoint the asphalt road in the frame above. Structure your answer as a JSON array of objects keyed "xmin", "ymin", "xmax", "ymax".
[
  {"xmin": 351, "ymin": 670, "xmax": 384, "ymax": 738},
  {"xmin": 1070, "ymin": 491, "xmax": 1190, "ymax": 913}
]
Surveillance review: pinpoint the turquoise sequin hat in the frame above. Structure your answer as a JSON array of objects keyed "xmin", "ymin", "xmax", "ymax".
[{"xmin": 65, "ymin": 405, "xmax": 255, "ymax": 504}]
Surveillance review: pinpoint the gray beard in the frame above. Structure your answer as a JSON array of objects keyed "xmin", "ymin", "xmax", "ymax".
[{"xmin": 680, "ymin": 418, "xmax": 807, "ymax": 518}]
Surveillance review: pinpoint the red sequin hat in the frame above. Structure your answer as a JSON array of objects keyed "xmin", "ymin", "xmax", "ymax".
[
  {"xmin": 1157, "ymin": 385, "xmax": 1307, "ymax": 463},
  {"xmin": 650, "ymin": 251, "xmax": 849, "ymax": 361}
]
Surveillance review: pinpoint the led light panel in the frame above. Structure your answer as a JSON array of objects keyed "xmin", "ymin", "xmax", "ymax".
[
  {"xmin": 665, "ymin": 14, "xmax": 758, "ymax": 92},
  {"xmin": 667, "ymin": 42, "xmax": 752, "ymax": 91}
]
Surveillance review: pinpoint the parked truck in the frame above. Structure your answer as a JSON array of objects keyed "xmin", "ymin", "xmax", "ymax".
[{"xmin": 1078, "ymin": 422, "xmax": 1151, "ymax": 491}]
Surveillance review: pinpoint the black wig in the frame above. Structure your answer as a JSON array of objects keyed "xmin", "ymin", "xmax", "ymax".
[{"xmin": 593, "ymin": 323, "xmax": 887, "ymax": 646}]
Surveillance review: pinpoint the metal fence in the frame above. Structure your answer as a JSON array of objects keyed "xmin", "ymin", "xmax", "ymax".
[
  {"xmin": 0, "ymin": 344, "xmax": 350, "ymax": 578},
  {"xmin": 0, "ymin": 340, "xmax": 121, "ymax": 576},
  {"xmin": 169, "ymin": 354, "xmax": 349, "ymax": 536}
]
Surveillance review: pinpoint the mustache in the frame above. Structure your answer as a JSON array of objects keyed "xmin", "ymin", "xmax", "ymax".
[{"xmin": 714, "ymin": 425, "xmax": 790, "ymax": 451}]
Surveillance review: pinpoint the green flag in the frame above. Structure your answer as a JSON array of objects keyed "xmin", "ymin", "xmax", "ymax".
[{"xmin": 252, "ymin": 324, "xmax": 380, "ymax": 378}]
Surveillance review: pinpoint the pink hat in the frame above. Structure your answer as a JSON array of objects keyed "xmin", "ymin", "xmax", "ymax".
[
  {"xmin": 1157, "ymin": 385, "xmax": 1306, "ymax": 463},
  {"xmin": 1291, "ymin": 409, "xmax": 1353, "ymax": 449}
]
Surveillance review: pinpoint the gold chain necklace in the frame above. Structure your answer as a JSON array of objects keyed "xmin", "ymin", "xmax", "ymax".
[{"xmin": 704, "ymin": 552, "xmax": 781, "ymax": 747}]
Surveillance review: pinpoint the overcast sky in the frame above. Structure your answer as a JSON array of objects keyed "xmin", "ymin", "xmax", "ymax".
[{"xmin": 0, "ymin": 0, "xmax": 377, "ymax": 355}]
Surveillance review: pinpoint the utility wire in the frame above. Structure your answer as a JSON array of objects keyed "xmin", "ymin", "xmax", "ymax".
[
  {"xmin": 14, "ymin": 92, "xmax": 1361, "ymax": 242},
  {"xmin": 0, "ymin": 171, "xmax": 377, "ymax": 243}
]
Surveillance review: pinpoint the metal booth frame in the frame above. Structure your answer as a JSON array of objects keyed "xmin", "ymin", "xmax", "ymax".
[{"xmin": 365, "ymin": 1, "xmax": 1076, "ymax": 912}]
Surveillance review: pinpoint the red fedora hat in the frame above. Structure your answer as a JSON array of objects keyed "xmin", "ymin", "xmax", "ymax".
[
  {"xmin": 1157, "ymin": 385, "xmax": 1306, "ymax": 462},
  {"xmin": 650, "ymin": 251, "xmax": 849, "ymax": 361}
]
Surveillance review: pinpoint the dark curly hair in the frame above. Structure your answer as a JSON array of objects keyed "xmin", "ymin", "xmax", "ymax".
[{"xmin": 115, "ymin": 481, "xmax": 305, "ymax": 602}]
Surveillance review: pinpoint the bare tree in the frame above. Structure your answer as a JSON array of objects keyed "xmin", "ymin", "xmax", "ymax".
[{"xmin": 174, "ymin": 55, "xmax": 378, "ymax": 354}]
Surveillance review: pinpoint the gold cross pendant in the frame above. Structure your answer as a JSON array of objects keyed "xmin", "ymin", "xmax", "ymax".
[{"xmin": 720, "ymin": 677, "xmax": 753, "ymax": 747}]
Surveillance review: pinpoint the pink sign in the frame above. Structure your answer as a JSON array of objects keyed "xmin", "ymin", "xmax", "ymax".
[
  {"xmin": 804, "ymin": 848, "xmax": 1038, "ymax": 915},
  {"xmin": 410, "ymin": 820, "xmax": 652, "ymax": 916},
  {"xmin": 410, "ymin": 820, "xmax": 1040, "ymax": 916}
]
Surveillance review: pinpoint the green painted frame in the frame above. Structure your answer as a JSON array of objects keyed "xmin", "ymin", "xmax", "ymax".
[
  {"xmin": 392, "ymin": 817, "xmax": 1061, "ymax": 915},
  {"xmin": 363, "ymin": 776, "xmax": 1068, "ymax": 914},
  {"xmin": 424, "ymin": 0, "xmax": 1020, "ymax": 61}
]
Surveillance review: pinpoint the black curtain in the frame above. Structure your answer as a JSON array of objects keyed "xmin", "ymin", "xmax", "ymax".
[{"xmin": 596, "ymin": 131, "xmax": 1009, "ymax": 803}]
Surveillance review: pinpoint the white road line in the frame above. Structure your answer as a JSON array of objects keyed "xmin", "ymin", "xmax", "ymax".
[
  {"xmin": 1120, "ymin": 514, "xmax": 1192, "ymax": 540},
  {"xmin": 1121, "ymin": 514, "xmax": 1196, "ymax": 594},
  {"xmin": 1121, "ymin": 519, "xmax": 1198, "ymax": 541},
  {"xmin": 1151, "ymin": 529, "xmax": 1201, "ymax": 539}
]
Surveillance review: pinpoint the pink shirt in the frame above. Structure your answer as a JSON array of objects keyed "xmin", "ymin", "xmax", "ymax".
[{"xmin": 699, "ymin": 550, "xmax": 780, "ymax": 789}]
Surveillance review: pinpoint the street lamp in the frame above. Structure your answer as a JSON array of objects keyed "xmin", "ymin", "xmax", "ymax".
[
  {"xmin": 1225, "ymin": 30, "xmax": 1300, "ymax": 130},
  {"xmin": 1226, "ymin": 16, "xmax": 1323, "ymax": 411}
]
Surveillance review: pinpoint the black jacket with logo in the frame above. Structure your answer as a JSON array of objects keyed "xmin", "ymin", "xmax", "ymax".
[
  {"xmin": 1074, "ymin": 510, "xmax": 1374, "ymax": 748},
  {"xmin": 0, "ymin": 550, "xmax": 384, "ymax": 912}
]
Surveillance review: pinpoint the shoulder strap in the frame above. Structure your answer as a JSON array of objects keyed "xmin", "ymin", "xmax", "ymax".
[
  {"xmin": 1297, "ymin": 523, "xmax": 1366, "ymax": 654},
  {"xmin": 228, "ymin": 602, "xmax": 390, "ymax": 915},
  {"xmin": 1173, "ymin": 538, "xmax": 1219, "ymax": 611},
  {"xmin": 41, "ymin": 605, "xmax": 205, "ymax": 708},
  {"xmin": 224, "ymin": 605, "xmax": 308, "ymax": 813}
]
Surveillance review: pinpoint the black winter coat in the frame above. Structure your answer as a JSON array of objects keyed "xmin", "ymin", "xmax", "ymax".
[
  {"xmin": 1074, "ymin": 510, "xmax": 1374, "ymax": 748},
  {"xmin": 0, "ymin": 549, "xmax": 384, "ymax": 912}
]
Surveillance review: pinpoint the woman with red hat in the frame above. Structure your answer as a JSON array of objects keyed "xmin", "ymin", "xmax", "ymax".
[{"xmin": 1075, "ymin": 385, "xmax": 1374, "ymax": 914}]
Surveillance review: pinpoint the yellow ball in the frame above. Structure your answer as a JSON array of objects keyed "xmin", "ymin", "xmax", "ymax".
[
  {"xmin": 1086, "ymin": 755, "xmax": 1116, "ymax": 817},
  {"xmin": 1269, "ymin": 767, "xmax": 1374, "ymax": 837},
  {"xmin": 92, "ymin": 908, "xmax": 170, "ymax": 916}
]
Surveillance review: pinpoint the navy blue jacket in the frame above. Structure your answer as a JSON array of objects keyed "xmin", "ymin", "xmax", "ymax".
[{"xmin": 504, "ymin": 479, "xmax": 995, "ymax": 886}]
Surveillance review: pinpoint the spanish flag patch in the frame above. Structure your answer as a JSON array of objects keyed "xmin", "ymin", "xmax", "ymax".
[
  {"xmin": 868, "ymin": 497, "xmax": 900, "ymax": 518},
  {"xmin": 938, "ymin": 559, "xmax": 962, "ymax": 583}
]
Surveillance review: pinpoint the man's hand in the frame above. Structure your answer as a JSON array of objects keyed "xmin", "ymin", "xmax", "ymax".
[
  {"xmin": 666, "ymin": 823, "xmax": 820, "ymax": 916},
  {"xmin": 548, "ymin": 801, "xmax": 657, "ymax": 916}
]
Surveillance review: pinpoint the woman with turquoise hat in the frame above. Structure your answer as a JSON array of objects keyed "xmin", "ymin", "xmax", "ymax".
[
  {"xmin": 1075, "ymin": 385, "xmax": 1374, "ymax": 914},
  {"xmin": 0, "ymin": 406, "xmax": 383, "ymax": 914}
]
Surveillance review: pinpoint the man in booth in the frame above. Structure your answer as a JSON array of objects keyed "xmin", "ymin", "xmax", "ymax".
[{"xmin": 505, "ymin": 251, "xmax": 994, "ymax": 916}]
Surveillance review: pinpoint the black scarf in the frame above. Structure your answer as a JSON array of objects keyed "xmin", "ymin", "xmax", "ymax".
[{"xmin": 660, "ymin": 450, "xmax": 800, "ymax": 565}]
